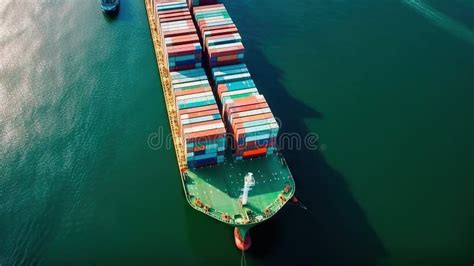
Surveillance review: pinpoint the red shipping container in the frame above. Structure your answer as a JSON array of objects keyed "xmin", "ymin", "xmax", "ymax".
[
  {"xmin": 227, "ymin": 103, "xmax": 270, "ymax": 119},
  {"xmin": 224, "ymin": 95, "xmax": 267, "ymax": 117},
  {"xmin": 216, "ymin": 54, "xmax": 239, "ymax": 62},
  {"xmin": 163, "ymin": 28, "xmax": 197, "ymax": 38},
  {"xmin": 181, "ymin": 109, "xmax": 220, "ymax": 120},
  {"xmin": 235, "ymin": 140, "xmax": 276, "ymax": 153},
  {"xmin": 182, "ymin": 121, "xmax": 225, "ymax": 140},
  {"xmin": 167, "ymin": 43, "xmax": 201, "ymax": 56},
  {"xmin": 178, "ymin": 104, "xmax": 218, "ymax": 116},
  {"xmin": 208, "ymin": 44, "xmax": 245, "ymax": 57},
  {"xmin": 158, "ymin": 10, "xmax": 191, "ymax": 19},
  {"xmin": 184, "ymin": 128, "xmax": 226, "ymax": 142},
  {"xmin": 201, "ymin": 24, "xmax": 237, "ymax": 38},
  {"xmin": 174, "ymin": 86, "xmax": 212, "ymax": 97},
  {"xmin": 201, "ymin": 23, "xmax": 236, "ymax": 32},
  {"xmin": 166, "ymin": 34, "xmax": 200, "ymax": 46},
  {"xmin": 242, "ymin": 147, "xmax": 267, "ymax": 158},
  {"xmin": 160, "ymin": 15, "xmax": 193, "ymax": 23},
  {"xmin": 182, "ymin": 119, "xmax": 223, "ymax": 132}
]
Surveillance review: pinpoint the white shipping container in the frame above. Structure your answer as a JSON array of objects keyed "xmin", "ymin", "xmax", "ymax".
[
  {"xmin": 177, "ymin": 95, "xmax": 215, "ymax": 105},
  {"xmin": 218, "ymin": 72, "xmax": 251, "ymax": 82},
  {"xmin": 176, "ymin": 91, "xmax": 213, "ymax": 101},
  {"xmin": 246, "ymin": 133, "xmax": 271, "ymax": 142},
  {"xmin": 207, "ymin": 41, "xmax": 243, "ymax": 50},
  {"xmin": 229, "ymin": 108, "xmax": 271, "ymax": 124},
  {"xmin": 183, "ymin": 121, "xmax": 225, "ymax": 134},
  {"xmin": 181, "ymin": 114, "xmax": 219, "ymax": 125},
  {"xmin": 171, "ymin": 75, "xmax": 208, "ymax": 85},
  {"xmin": 173, "ymin": 80, "xmax": 210, "ymax": 90}
]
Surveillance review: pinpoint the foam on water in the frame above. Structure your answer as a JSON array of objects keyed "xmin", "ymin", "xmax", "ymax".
[{"xmin": 403, "ymin": 0, "xmax": 474, "ymax": 44}]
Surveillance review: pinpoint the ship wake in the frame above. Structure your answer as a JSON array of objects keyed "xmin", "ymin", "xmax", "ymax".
[{"xmin": 402, "ymin": 0, "xmax": 474, "ymax": 45}]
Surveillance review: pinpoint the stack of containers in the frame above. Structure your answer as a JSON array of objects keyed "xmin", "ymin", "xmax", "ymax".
[
  {"xmin": 223, "ymin": 95, "xmax": 279, "ymax": 160},
  {"xmin": 171, "ymin": 68, "xmax": 226, "ymax": 168},
  {"xmin": 211, "ymin": 64, "xmax": 257, "ymax": 113},
  {"xmin": 158, "ymin": 0, "xmax": 279, "ymax": 161},
  {"xmin": 155, "ymin": 0, "xmax": 202, "ymax": 71},
  {"xmin": 193, "ymin": 4, "xmax": 245, "ymax": 67},
  {"xmin": 211, "ymin": 65, "xmax": 279, "ymax": 160},
  {"xmin": 190, "ymin": 3, "xmax": 279, "ymax": 161}
]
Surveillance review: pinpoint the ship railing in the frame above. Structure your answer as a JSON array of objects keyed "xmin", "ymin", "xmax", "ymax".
[{"xmin": 145, "ymin": 0, "xmax": 187, "ymax": 169}]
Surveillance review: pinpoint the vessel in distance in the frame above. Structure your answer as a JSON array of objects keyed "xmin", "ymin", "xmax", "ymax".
[{"xmin": 101, "ymin": 0, "xmax": 119, "ymax": 13}]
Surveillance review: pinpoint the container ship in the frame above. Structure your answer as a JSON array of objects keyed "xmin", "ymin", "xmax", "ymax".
[{"xmin": 145, "ymin": 0, "xmax": 296, "ymax": 250}]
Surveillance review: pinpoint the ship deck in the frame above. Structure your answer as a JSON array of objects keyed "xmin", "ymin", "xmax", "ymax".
[{"xmin": 184, "ymin": 152, "xmax": 295, "ymax": 225}]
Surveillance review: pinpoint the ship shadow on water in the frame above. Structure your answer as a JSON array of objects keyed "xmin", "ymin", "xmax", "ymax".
[
  {"xmin": 103, "ymin": 7, "xmax": 120, "ymax": 22},
  {"xmin": 238, "ymin": 27, "xmax": 388, "ymax": 266},
  {"xmin": 183, "ymin": 43, "xmax": 388, "ymax": 266},
  {"xmin": 182, "ymin": 1, "xmax": 387, "ymax": 264}
]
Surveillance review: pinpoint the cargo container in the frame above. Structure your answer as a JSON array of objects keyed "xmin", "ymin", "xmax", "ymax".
[
  {"xmin": 192, "ymin": 4, "xmax": 245, "ymax": 67},
  {"xmin": 221, "ymin": 94, "xmax": 279, "ymax": 159},
  {"xmin": 170, "ymin": 67, "xmax": 226, "ymax": 168},
  {"xmin": 170, "ymin": 68, "xmax": 210, "ymax": 93},
  {"xmin": 155, "ymin": 1, "xmax": 202, "ymax": 71}
]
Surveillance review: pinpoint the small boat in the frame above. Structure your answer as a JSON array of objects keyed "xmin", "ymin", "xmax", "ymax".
[{"xmin": 101, "ymin": 0, "xmax": 119, "ymax": 13}]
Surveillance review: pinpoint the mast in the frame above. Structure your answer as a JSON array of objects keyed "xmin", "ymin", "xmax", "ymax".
[{"xmin": 241, "ymin": 172, "xmax": 255, "ymax": 205}]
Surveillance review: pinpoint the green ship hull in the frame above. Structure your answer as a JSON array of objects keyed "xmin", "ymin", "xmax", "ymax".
[{"xmin": 182, "ymin": 152, "xmax": 295, "ymax": 237}]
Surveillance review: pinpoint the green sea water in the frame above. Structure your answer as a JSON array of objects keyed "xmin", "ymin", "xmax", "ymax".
[{"xmin": 0, "ymin": 0, "xmax": 472, "ymax": 265}]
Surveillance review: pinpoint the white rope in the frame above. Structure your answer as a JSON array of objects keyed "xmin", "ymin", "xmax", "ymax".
[
  {"xmin": 240, "ymin": 250, "xmax": 247, "ymax": 266},
  {"xmin": 290, "ymin": 197, "xmax": 308, "ymax": 210},
  {"xmin": 297, "ymin": 200, "xmax": 308, "ymax": 210}
]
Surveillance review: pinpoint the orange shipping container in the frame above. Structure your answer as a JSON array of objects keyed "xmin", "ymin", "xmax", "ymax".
[
  {"xmin": 217, "ymin": 54, "xmax": 238, "ymax": 62},
  {"xmin": 157, "ymin": 7, "xmax": 189, "ymax": 16},
  {"xmin": 242, "ymin": 147, "xmax": 267, "ymax": 158}
]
